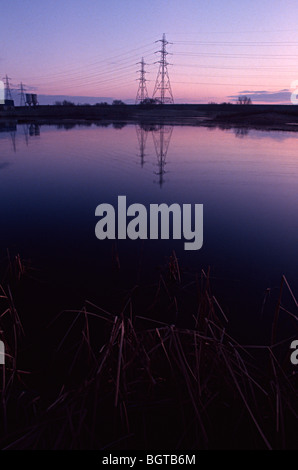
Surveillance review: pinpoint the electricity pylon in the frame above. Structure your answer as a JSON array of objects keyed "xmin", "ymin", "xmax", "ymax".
[
  {"xmin": 152, "ymin": 34, "xmax": 174, "ymax": 104},
  {"xmin": 135, "ymin": 57, "xmax": 149, "ymax": 104},
  {"xmin": 3, "ymin": 75, "xmax": 12, "ymax": 100}
]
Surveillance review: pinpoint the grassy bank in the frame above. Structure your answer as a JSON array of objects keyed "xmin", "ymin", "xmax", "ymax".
[{"xmin": 0, "ymin": 252, "xmax": 297, "ymax": 450}]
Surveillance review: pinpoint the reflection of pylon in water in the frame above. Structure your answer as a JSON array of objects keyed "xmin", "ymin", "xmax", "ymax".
[
  {"xmin": 152, "ymin": 125, "xmax": 173, "ymax": 187},
  {"xmin": 10, "ymin": 131, "xmax": 16, "ymax": 152},
  {"xmin": 135, "ymin": 124, "xmax": 148, "ymax": 167},
  {"xmin": 29, "ymin": 123, "xmax": 40, "ymax": 136},
  {"xmin": 23, "ymin": 124, "xmax": 29, "ymax": 145},
  {"xmin": 152, "ymin": 34, "xmax": 174, "ymax": 104}
]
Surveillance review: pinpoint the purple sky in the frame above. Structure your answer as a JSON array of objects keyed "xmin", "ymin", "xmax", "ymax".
[{"xmin": 1, "ymin": 0, "xmax": 298, "ymax": 104}]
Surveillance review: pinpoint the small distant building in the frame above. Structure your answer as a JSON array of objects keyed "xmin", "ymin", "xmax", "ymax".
[
  {"xmin": 25, "ymin": 93, "xmax": 32, "ymax": 106},
  {"xmin": 0, "ymin": 99, "xmax": 15, "ymax": 111},
  {"xmin": 25, "ymin": 93, "xmax": 39, "ymax": 107}
]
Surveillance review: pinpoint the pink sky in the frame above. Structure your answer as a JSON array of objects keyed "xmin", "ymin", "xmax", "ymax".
[{"xmin": 1, "ymin": 1, "xmax": 298, "ymax": 104}]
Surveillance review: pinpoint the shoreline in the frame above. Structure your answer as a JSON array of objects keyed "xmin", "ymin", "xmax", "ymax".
[{"xmin": 2, "ymin": 103, "xmax": 298, "ymax": 132}]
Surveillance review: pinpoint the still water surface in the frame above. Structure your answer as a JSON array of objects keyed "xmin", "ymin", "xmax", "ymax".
[{"xmin": 0, "ymin": 122, "xmax": 297, "ymax": 337}]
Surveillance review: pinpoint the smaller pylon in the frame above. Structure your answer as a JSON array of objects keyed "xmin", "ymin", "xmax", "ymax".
[
  {"xmin": 18, "ymin": 82, "xmax": 26, "ymax": 106},
  {"xmin": 135, "ymin": 57, "xmax": 149, "ymax": 104},
  {"xmin": 10, "ymin": 130, "xmax": 16, "ymax": 153},
  {"xmin": 3, "ymin": 75, "xmax": 12, "ymax": 101}
]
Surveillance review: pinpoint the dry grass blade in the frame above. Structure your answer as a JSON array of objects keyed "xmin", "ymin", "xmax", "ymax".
[
  {"xmin": 97, "ymin": 316, "xmax": 121, "ymax": 376},
  {"xmin": 0, "ymin": 255, "xmax": 297, "ymax": 450},
  {"xmin": 56, "ymin": 311, "xmax": 81, "ymax": 352},
  {"xmin": 212, "ymin": 295, "xmax": 228, "ymax": 323},
  {"xmin": 233, "ymin": 347, "xmax": 268, "ymax": 397},
  {"xmin": 156, "ymin": 327, "xmax": 173, "ymax": 370},
  {"xmin": 271, "ymin": 276, "xmax": 284, "ymax": 346},
  {"xmin": 171, "ymin": 327, "xmax": 208, "ymax": 445},
  {"xmin": 282, "ymin": 275, "xmax": 298, "ymax": 309},
  {"xmin": 115, "ymin": 321, "xmax": 125, "ymax": 407},
  {"xmin": 219, "ymin": 343, "xmax": 272, "ymax": 450}
]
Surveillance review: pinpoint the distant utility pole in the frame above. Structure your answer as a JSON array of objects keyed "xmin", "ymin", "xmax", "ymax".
[
  {"xmin": 135, "ymin": 57, "xmax": 149, "ymax": 104},
  {"xmin": 3, "ymin": 75, "xmax": 12, "ymax": 100},
  {"xmin": 152, "ymin": 34, "xmax": 174, "ymax": 104},
  {"xmin": 18, "ymin": 82, "xmax": 26, "ymax": 106}
]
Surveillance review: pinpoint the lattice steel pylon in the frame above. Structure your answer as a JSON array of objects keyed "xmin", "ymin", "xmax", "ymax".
[
  {"xmin": 152, "ymin": 34, "xmax": 174, "ymax": 104},
  {"xmin": 135, "ymin": 57, "xmax": 149, "ymax": 104},
  {"xmin": 136, "ymin": 124, "xmax": 148, "ymax": 167},
  {"xmin": 3, "ymin": 75, "xmax": 12, "ymax": 100}
]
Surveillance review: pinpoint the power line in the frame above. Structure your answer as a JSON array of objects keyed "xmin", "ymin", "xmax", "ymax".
[
  {"xmin": 7, "ymin": 33, "xmax": 298, "ymax": 102},
  {"xmin": 20, "ymin": 42, "xmax": 157, "ymax": 82},
  {"xmin": 174, "ymin": 63, "xmax": 296, "ymax": 70},
  {"xmin": 172, "ymin": 81, "xmax": 288, "ymax": 88},
  {"xmin": 174, "ymin": 41, "xmax": 298, "ymax": 45},
  {"xmin": 168, "ymin": 29, "xmax": 298, "ymax": 34},
  {"xmin": 174, "ymin": 52, "xmax": 298, "ymax": 59},
  {"xmin": 21, "ymin": 48, "xmax": 157, "ymax": 95}
]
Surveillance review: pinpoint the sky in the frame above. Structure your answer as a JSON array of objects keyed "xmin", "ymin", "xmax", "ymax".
[{"xmin": 1, "ymin": 0, "xmax": 298, "ymax": 104}]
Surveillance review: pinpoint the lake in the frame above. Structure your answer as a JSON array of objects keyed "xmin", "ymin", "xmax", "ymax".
[{"xmin": 0, "ymin": 121, "xmax": 297, "ymax": 341}]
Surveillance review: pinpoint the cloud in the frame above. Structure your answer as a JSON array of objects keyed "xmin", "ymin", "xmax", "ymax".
[
  {"xmin": 239, "ymin": 90, "xmax": 268, "ymax": 94},
  {"xmin": 227, "ymin": 89, "xmax": 292, "ymax": 104}
]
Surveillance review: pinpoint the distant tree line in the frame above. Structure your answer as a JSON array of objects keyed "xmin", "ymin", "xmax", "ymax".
[
  {"xmin": 53, "ymin": 96, "xmax": 253, "ymax": 107},
  {"xmin": 54, "ymin": 99, "xmax": 127, "ymax": 106},
  {"xmin": 139, "ymin": 98, "xmax": 161, "ymax": 105},
  {"xmin": 54, "ymin": 100, "xmax": 76, "ymax": 106}
]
